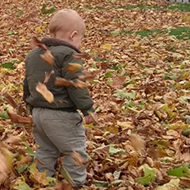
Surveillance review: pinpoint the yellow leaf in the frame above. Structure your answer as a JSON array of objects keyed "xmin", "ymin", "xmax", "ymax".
[
  {"xmin": 101, "ymin": 43, "xmax": 112, "ymax": 50},
  {"xmin": 35, "ymin": 26, "xmax": 42, "ymax": 34},
  {"xmin": 67, "ymin": 63, "xmax": 82, "ymax": 74}
]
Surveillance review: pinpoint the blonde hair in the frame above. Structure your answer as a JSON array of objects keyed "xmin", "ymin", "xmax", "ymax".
[{"xmin": 49, "ymin": 9, "xmax": 85, "ymax": 36}]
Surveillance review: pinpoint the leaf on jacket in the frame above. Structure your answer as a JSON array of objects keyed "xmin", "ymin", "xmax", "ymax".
[
  {"xmin": 7, "ymin": 112, "xmax": 33, "ymax": 124},
  {"xmin": 44, "ymin": 70, "xmax": 55, "ymax": 84},
  {"xmin": 73, "ymin": 79, "xmax": 88, "ymax": 89},
  {"xmin": 71, "ymin": 151, "xmax": 87, "ymax": 166},
  {"xmin": 36, "ymin": 82, "xmax": 54, "ymax": 103},
  {"xmin": 54, "ymin": 77, "xmax": 75, "ymax": 87},
  {"xmin": 66, "ymin": 63, "xmax": 82, "ymax": 74},
  {"xmin": 73, "ymin": 52, "xmax": 90, "ymax": 59},
  {"xmin": 40, "ymin": 50, "xmax": 54, "ymax": 65}
]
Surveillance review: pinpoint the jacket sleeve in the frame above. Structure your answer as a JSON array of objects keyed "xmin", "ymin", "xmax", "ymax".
[
  {"xmin": 61, "ymin": 52, "xmax": 94, "ymax": 116},
  {"xmin": 23, "ymin": 76, "xmax": 30, "ymax": 103}
]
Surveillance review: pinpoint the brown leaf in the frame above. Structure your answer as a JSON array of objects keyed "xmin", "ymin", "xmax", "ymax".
[
  {"xmin": 3, "ymin": 92, "xmax": 17, "ymax": 109},
  {"xmin": 71, "ymin": 151, "xmax": 87, "ymax": 166},
  {"xmin": 73, "ymin": 53, "xmax": 90, "ymax": 59},
  {"xmin": 7, "ymin": 112, "xmax": 32, "ymax": 124},
  {"xmin": 105, "ymin": 172, "xmax": 114, "ymax": 182},
  {"xmin": 36, "ymin": 82, "xmax": 54, "ymax": 103},
  {"xmin": 40, "ymin": 50, "xmax": 55, "ymax": 65},
  {"xmin": 16, "ymin": 155, "xmax": 33, "ymax": 167},
  {"xmin": 129, "ymin": 134, "xmax": 145, "ymax": 153},
  {"xmin": 78, "ymin": 70, "xmax": 100, "ymax": 81},
  {"xmin": 4, "ymin": 134, "xmax": 22, "ymax": 145},
  {"xmin": 44, "ymin": 70, "xmax": 55, "ymax": 84},
  {"xmin": 54, "ymin": 77, "xmax": 75, "ymax": 87},
  {"xmin": 67, "ymin": 63, "xmax": 82, "ymax": 74},
  {"xmin": 31, "ymin": 36, "xmax": 47, "ymax": 50},
  {"xmin": 74, "ymin": 79, "xmax": 88, "ymax": 89},
  {"xmin": 0, "ymin": 153, "xmax": 9, "ymax": 186},
  {"xmin": 111, "ymin": 76, "xmax": 126, "ymax": 88}
]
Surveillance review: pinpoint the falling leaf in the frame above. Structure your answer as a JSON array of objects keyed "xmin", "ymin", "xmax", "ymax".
[
  {"xmin": 7, "ymin": 112, "xmax": 32, "ymax": 124},
  {"xmin": 40, "ymin": 50, "xmax": 54, "ymax": 65},
  {"xmin": 73, "ymin": 52, "xmax": 90, "ymax": 59},
  {"xmin": 54, "ymin": 77, "xmax": 75, "ymax": 87},
  {"xmin": 12, "ymin": 177, "xmax": 32, "ymax": 190},
  {"xmin": 129, "ymin": 134, "xmax": 145, "ymax": 153},
  {"xmin": 71, "ymin": 151, "xmax": 87, "ymax": 166},
  {"xmin": 73, "ymin": 79, "xmax": 88, "ymax": 89},
  {"xmin": 66, "ymin": 63, "xmax": 82, "ymax": 74},
  {"xmin": 31, "ymin": 36, "xmax": 47, "ymax": 50},
  {"xmin": 78, "ymin": 70, "xmax": 100, "ymax": 81},
  {"xmin": 44, "ymin": 70, "xmax": 55, "ymax": 84},
  {"xmin": 3, "ymin": 92, "xmax": 18, "ymax": 108},
  {"xmin": 36, "ymin": 82, "xmax": 54, "ymax": 103}
]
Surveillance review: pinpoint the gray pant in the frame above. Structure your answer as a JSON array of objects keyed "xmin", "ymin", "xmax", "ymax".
[{"xmin": 32, "ymin": 108, "xmax": 87, "ymax": 187}]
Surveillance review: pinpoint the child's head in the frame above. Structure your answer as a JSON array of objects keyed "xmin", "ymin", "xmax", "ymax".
[{"xmin": 49, "ymin": 9, "xmax": 85, "ymax": 49}]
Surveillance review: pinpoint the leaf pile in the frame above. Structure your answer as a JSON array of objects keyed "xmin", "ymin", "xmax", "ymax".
[{"xmin": 1, "ymin": 0, "xmax": 190, "ymax": 189}]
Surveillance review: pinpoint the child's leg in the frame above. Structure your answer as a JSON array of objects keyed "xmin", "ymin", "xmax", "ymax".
[
  {"xmin": 32, "ymin": 108, "xmax": 60, "ymax": 176},
  {"xmin": 39, "ymin": 109, "xmax": 88, "ymax": 187}
]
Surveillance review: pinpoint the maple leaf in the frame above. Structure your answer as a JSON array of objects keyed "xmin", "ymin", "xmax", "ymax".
[{"xmin": 36, "ymin": 82, "xmax": 54, "ymax": 103}]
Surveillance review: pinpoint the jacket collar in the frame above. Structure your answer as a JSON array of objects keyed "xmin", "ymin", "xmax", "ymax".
[{"xmin": 41, "ymin": 38, "xmax": 81, "ymax": 53}]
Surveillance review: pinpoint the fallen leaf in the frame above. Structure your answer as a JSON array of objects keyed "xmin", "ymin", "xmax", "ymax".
[
  {"xmin": 111, "ymin": 76, "xmax": 126, "ymax": 88},
  {"xmin": 156, "ymin": 178, "xmax": 180, "ymax": 190},
  {"xmin": 36, "ymin": 82, "xmax": 54, "ymax": 103},
  {"xmin": 105, "ymin": 172, "xmax": 114, "ymax": 182}
]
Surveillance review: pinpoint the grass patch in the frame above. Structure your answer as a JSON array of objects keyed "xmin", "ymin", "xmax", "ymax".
[
  {"xmin": 111, "ymin": 27, "xmax": 190, "ymax": 40},
  {"xmin": 82, "ymin": 3, "xmax": 190, "ymax": 12}
]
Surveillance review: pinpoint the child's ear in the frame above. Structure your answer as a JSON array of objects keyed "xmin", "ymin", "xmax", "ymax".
[{"xmin": 69, "ymin": 31, "xmax": 78, "ymax": 41}]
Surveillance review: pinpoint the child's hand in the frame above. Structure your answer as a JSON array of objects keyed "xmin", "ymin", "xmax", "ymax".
[{"xmin": 85, "ymin": 112, "xmax": 99, "ymax": 125}]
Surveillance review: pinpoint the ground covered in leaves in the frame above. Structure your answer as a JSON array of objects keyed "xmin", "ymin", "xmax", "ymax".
[{"xmin": 2, "ymin": 0, "xmax": 190, "ymax": 189}]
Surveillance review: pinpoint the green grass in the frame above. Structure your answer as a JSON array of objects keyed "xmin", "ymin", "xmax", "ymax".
[
  {"xmin": 81, "ymin": 2, "xmax": 190, "ymax": 12},
  {"xmin": 111, "ymin": 27, "xmax": 190, "ymax": 40}
]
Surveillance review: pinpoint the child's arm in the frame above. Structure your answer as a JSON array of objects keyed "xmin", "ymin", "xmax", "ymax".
[
  {"xmin": 61, "ymin": 52, "xmax": 94, "ymax": 116},
  {"xmin": 23, "ymin": 77, "xmax": 30, "ymax": 102}
]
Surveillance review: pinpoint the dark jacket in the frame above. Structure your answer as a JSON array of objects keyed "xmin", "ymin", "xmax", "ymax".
[{"xmin": 23, "ymin": 38, "xmax": 94, "ymax": 116}]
